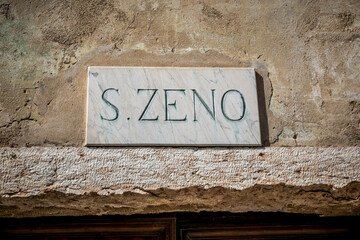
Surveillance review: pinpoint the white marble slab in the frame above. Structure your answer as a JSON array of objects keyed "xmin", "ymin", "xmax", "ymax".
[{"xmin": 86, "ymin": 67, "xmax": 261, "ymax": 146}]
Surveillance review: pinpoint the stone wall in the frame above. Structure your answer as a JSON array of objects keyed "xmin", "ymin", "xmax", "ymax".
[{"xmin": 0, "ymin": 0, "xmax": 359, "ymax": 217}]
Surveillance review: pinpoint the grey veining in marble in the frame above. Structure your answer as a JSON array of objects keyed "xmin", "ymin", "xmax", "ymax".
[{"xmin": 86, "ymin": 67, "xmax": 261, "ymax": 146}]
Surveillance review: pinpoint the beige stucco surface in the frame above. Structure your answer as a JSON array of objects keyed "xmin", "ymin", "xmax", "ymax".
[
  {"xmin": 1, "ymin": 0, "xmax": 359, "ymax": 147},
  {"xmin": 0, "ymin": 0, "xmax": 359, "ymax": 217}
]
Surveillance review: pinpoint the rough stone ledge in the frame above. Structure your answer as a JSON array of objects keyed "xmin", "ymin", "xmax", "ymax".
[
  {"xmin": 0, "ymin": 147, "xmax": 359, "ymax": 196},
  {"xmin": 1, "ymin": 147, "xmax": 359, "ymax": 196},
  {"xmin": 0, "ymin": 147, "xmax": 359, "ymax": 217},
  {"xmin": 0, "ymin": 183, "xmax": 359, "ymax": 218}
]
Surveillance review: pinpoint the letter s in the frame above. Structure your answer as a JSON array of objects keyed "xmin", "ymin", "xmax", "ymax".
[{"xmin": 100, "ymin": 88, "xmax": 119, "ymax": 121}]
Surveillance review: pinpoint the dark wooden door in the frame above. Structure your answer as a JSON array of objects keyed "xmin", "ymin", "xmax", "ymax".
[
  {"xmin": 1, "ymin": 213, "xmax": 358, "ymax": 239},
  {"xmin": 177, "ymin": 212, "xmax": 357, "ymax": 239},
  {"xmin": 1, "ymin": 217, "xmax": 175, "ymax": 240}
]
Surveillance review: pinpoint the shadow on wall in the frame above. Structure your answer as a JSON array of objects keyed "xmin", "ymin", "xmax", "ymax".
[{"xmin": 256, "ymin": 72, "xmax": 270, "ymax": 146}]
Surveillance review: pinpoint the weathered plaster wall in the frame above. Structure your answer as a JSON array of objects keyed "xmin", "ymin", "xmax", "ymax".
[
  {"xmin": 0, "ymin": 0, "xmax": 359, "ymax": 217},
  {"xmin": 1, "ymin": 0, "xmax": 359, "ymax": 147}
]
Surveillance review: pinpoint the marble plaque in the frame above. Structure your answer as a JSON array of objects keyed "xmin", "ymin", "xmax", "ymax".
[{"xmin": 86, "ymin": 67, "xmax": 261, "ymax": 146}]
